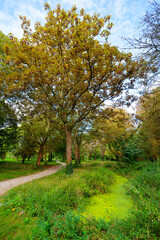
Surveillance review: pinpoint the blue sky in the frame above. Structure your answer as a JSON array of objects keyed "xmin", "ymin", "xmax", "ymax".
[{"xmin": 0, "ymin": 0, "xmax": 151, "ymax": 53}]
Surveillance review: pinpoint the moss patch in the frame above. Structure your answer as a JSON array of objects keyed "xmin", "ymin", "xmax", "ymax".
[{"xmin": 81, "ymin": 175, "xmax": 133, "ymax": 221}]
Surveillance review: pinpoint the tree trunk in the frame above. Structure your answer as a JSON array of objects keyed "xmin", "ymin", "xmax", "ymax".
[
  {"xmin": 37, "ymin": 143, "xmax": 45, "ymax": 167},
  {"xmin": 100, "ymin": 146, "xmax": 105, "ymax": 160},
  {"xmin": 22, "ymin": 155, "xmax": 25, "ymax": 164},
  {"xmin": 65, "ymin": 127, "xmax": 73, "ymax": 174},
  {"xmin": 48, "ymin": 152, "xmax": 52, "ymax": 162},
  {"xmin": 50, "ymin": 152, "xmax": 52, "ymax": 161}
]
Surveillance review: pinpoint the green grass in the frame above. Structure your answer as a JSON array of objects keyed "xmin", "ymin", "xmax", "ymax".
[
  {"xmin": 0, "ymin": 166, "xmax": 114, "ymax": 239},
  {"xmin": 0, "ymin": 161, "xmax": 60, "ymax": 181},
  {"xmin": 0, "ymin": 161, "xmax": 159, "ymax": 239}
]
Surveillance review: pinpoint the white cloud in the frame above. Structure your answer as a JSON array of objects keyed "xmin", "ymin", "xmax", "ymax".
[
  {"xmin": 61, "ymin": 0, "xmax": 96, "ymax": 9},
  {"xmin": 0, "ymin": 11, "xmax": 10, "ymax": 22},
  {"xmin": 114, "ymin": 0, "xmax": 127, "ymax": 19},
  {"xmin": 0, "ymin": 0, "xmax": 150, "ymax": 56},
  {"xmin": 0, "ymin": 1, "xmax": 47, "ymax": 38}
]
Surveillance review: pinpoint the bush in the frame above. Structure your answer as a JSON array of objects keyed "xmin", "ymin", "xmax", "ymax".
[
  {"xmin": 121, "ymin": 139, "xmax": 144, "ymax": 164},
  {"xmin": 82, "ymin": 167, "xmax": 114, "ymax": 195}
]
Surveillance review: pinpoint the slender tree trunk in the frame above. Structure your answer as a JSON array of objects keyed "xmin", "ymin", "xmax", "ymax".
[
  {"xmin": 48, "ymin": 152, "xmax": 52, "ymax": 162},
  {"xmin": 100, "ymin": 146, "xmax": 105, "ymax": 160},
  {"xmin": 48, "ymin": 152, "xmax": 50, "ymax": 162},
  {"xmin": 22, "ymin": 155, "xmax": 25, "ymax": 164},
  {"xmin": 37, "ymin": 143, "xmax": 45, "ymax": 167},
  {"xmin": 65, "ymin": 127, "xmax": 73, "ymax": 174},
  {"xmin": 2, "ymin": 154, "xmax": 6, "ymax": 160}
]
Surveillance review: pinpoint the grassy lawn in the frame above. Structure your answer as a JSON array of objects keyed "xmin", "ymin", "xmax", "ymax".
[
  {"xmin": 0, "ymin": 161, "xmax": 60, "ymax": 182},
  {"xmin": 0, "ymin": 161, "xmax": 159, "ymax": 239}
]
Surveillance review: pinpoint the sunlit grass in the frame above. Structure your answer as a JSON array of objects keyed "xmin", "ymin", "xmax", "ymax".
[
  {"xmin": 0, "ymin": 161, "xmax": 60, "ymax": 181},
  {"xmin": 0, "ymin": 161, "xmax": 159, "ymax": 239}
]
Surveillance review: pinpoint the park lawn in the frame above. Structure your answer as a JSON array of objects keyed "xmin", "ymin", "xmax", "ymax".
[
  {"xmin": 0, "ymin": 161, "xmax": 60, "ymax": 182},
  {"xmin": 0, "ymin": 161, "xmax": 159, "ymax": 240}
]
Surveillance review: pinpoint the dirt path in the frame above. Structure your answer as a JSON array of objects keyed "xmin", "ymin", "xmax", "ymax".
[{"xmin": 0, "ymin": 161, "xmax": 66, "ymax": 196}]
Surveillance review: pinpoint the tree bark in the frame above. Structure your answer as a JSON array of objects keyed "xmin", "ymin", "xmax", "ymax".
[
  {"xmin": 37, "ymin": 142, "xmax": 46, "ymax": 167},
  {"xmin": 65, "ymin": 127, "xmax": 73, "ymax": 174},
  {"xmin": 22, "ymin": 155, "xmax": 25, "ymax": 164},
  {"xmin": 100, "ymin": 146, "xmax": 105, "ymax": 160},
  {"xmin": 48, "ymin": 152, "xmax": 52, "ymax": 162},
  {"xmin": 66, "ymin": 127, "xmax": 72, "ymax": 164}
]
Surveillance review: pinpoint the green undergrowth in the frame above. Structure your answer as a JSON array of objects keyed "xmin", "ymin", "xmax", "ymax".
[
  {"xmin": 0, "ymin": 166, "xmax": 114, "ymax": 239},
  {"xmin": 0, "ymin": 162, "xmax": 159, "ymax": 239},
  {"xmin": 0, "ymin": 161, "xmax": 59, "ymax": 181}
]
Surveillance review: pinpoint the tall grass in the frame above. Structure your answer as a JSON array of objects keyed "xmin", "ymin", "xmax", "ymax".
[
  {"xmin": 0, "ymin": 166, "xmax": 114, "ymax": 239},
  {"xmin": 48, "ymin": 162, "xmax": 160, "ymax": 240},
  {"xmin": 0, "ymin": 162, "xmax": 159, "ymax": 239}
]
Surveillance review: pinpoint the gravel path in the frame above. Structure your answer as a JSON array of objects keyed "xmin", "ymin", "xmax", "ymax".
[{"xmin": 0, "ymin": 161, "xmax": 66, "ymax": 196}]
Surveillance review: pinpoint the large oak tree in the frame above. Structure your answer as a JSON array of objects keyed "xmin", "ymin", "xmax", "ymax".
[{"xmin": 1, "ymin": 3, "xmax": 148, "ymax": 172}]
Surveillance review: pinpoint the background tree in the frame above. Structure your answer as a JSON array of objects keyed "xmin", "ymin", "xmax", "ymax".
[
  {"xmin": 126, "ymin": 1, "xmax": 160, "ymax": 79},
  {"xmin": 0, "ymin": 100, "xmax": 17, "ymax": 159},
  {"xmin": 1, "ymin": 4, "xmax": 148, "ymax": 173},
  {"xmin": 21, "ymin": 114, "xmax": 56, "ymax": 166},
  {"xmin": 14, "ymin": 126, "xmax": 37, "ymax": 164},
  {"xmin": 88, "ymin": 107, "xmax": 132, "ymax": 160},
  {"xmin": 136, "ymin": 87, "xmax": 160, "ymax": 160}
]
